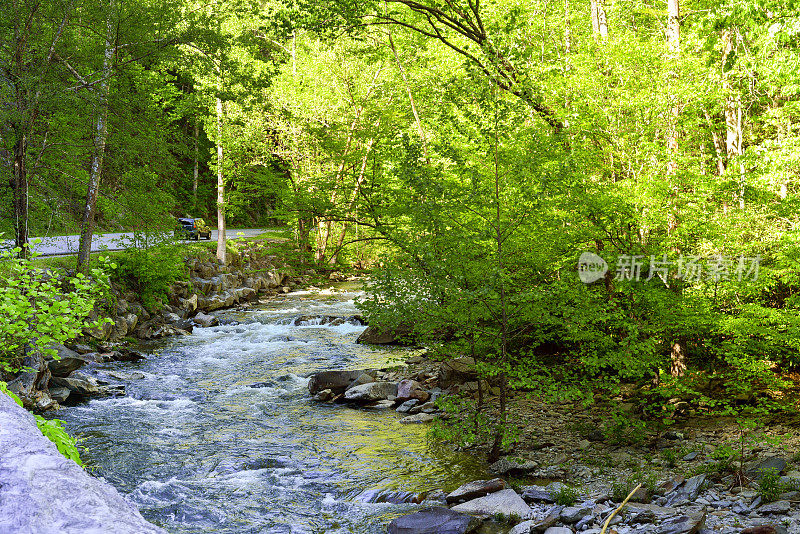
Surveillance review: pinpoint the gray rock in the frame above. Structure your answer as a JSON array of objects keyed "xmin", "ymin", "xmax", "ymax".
[
  {"xmin": 683, "ymin": 451, "xmax": 699, "ymax": 461},
  {"xmin": 438, "ymin": 357, "xmax": 477, "ymax": 387},
  {"xmin": 747, "ymin": 458, "xmax": 788, "ymax": 480},
  {"xmin": 308, "ymin": 370, "xmax": 365, "ymax": 395},
  {"xmin": 400, "ymin": 413, "xmax": 436, "ymax": 424},
  {"xmin": 758, "ymin": 500, "xmax": 791, "ymax": 514},
  {"xmin": 0, "ymin": 392, "xmax": 166, "ymax": 533},
  {"xmin": 356, "ymin": 324, "xmax": 412, "ymax": 345},
  {"xmin": 48, "ymin": 387, "xmax": 71, "ymax": 404},
  {"xmin": 396, "ymin": 379, "xmax": 430, "ymax": 403},
  {"xmin": 544, "ymin": 528, "xmax": 573, "ymax": 534},
  {"xmin": 655, "ymin": 511, "xmax": 706, "ymax": 534},
  {"xmin": 561, "ymin": 505, "xmax": 592, "ymax": 524},
  {"xmin": 387, "ymin": 507, "xmax": 479, "ymax": 534},
  {"xmin": 509, "ymin": 520, "xmax": 536, "ymax": 534},
  {"xmin": 396, "ymin": 399, "xmax": 420, "ymax": 413},
  {"xmin": 683, "ymin": 474, "xmax": 707, "ymax": 500},
  {"xmin": 521, "ymin": 486, "xmax": 555, "ymax": 503},
  {"xmin": 192, "ymin": 311, "xmax": 219, "ymax": 328},
  {"xmin": 446, "ymin": 478, "xmax": 506, "ymax": 504},
  {"xmin": 422, "ymin": 490, "xmax": 448, "ymax": 505},
  {"xmin": 531, "ymin": 507, "xmax": 563, "ymax": 533},
  {"xmin": 450, "ymin": 489, "xmax": 532, "ymax": 519},
  {"xmin": 489, "ymin": 456, "xmax": 539, "ymax": 475},
  {"xmin": 343, "ymin": 381, "xmax": 397, "ymax": 402},
  {"xmin": 345, "ymin": 373, "xmax": 376, "ymax": 391}
]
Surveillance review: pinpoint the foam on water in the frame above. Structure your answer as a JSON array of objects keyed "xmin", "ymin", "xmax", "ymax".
[{"xmin": 56, "ymin": 284, "xmax": 489, "ymax": 533}]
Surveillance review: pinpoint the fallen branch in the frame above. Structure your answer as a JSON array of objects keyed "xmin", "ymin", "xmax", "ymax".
[{"xmin": 600, "ymin": 483, "xmax": 642, "ymax": 534}]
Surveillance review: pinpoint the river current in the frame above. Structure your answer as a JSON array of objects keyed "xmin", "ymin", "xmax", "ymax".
[{"xmin": 57, "ymin": 283, "xmax": 488, "ymax": 533}]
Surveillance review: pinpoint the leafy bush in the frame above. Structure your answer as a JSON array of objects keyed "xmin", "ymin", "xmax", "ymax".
[
  {"xmin": 758, "ymin": 468, "xmax": 783, "ymax": 502},
  {"xmin": 114, "ymin": 245, "xmax": 187, "ymax": 311},
  {"xmin": 552, "ymin": 484, "xmax": 579, "ymax": 506},
  {"xmin": 0, "ymin": 247, "xmax": 111, "ymax": 372}
]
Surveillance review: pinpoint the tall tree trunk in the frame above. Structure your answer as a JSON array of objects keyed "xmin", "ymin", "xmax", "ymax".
[
  {"xmin": 215, "ymin": 83, "xmax": 226, "ymax": 265},
  {"xmin": 388, "ymin": 32, "xmax": 429, "ymax": 164},
  {"xmin": 590, "ymin": 0, "xmax": 608, "ymax": 39},
  {"xmin": 77, "ymin": 4, "xmax": 113, "ymax": 272},
  {"xmin": 721, "ymin": 29, "xmax": 745, "ymax": 209},
  {"xmin": 666, "ymin": 0, "xmax": 687, "ymax": 378},
  {"xmin": 193, "ymin": 120, "xmax": 199, "ymax": 208},
  {"xmin": 11, "ymin": 133, "xmax": 29, "ymax": 257}
]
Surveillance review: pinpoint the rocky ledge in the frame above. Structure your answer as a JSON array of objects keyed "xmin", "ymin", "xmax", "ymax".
[{"xmin": 0, "ymin": 392, "xmax": 165, "ymax": 533}]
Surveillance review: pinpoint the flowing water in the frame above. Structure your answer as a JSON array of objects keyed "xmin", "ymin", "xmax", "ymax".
[{"xmin": 57, "ymin": 283, "xmax": 489, "ymax": 533}]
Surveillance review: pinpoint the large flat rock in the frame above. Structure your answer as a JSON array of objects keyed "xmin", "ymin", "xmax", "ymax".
[
  {"xmin": 450, "ymin": 488, "xmax": 532, "ymax": 519},
  {"xmin": 387, "ymin": 506, "xmax": 480, "ymax": 534},
  {"xmin": 0, "ymin": 392, "xmax": 165, "ymax": 534}
]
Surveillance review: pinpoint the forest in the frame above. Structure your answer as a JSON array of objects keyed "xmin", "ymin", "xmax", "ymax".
[{"xmin": 2, "ymin": 0, "xmax": 800, "ymax": 529}]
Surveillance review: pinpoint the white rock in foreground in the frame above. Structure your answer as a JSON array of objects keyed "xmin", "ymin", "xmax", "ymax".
[{"xmin": 0, "ymin": 392, "xmax": 166, "ymax": 534}]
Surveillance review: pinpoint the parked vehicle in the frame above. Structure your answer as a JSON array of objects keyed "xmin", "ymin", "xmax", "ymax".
[{"xmin": 175, "ymin": 217, "xmax": 212, "ymax": 240}]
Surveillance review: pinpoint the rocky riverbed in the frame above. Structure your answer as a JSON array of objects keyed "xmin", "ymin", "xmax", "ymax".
[{"xmin": 307, "ymin": 349, "xmax": 800, "ymax": 534}]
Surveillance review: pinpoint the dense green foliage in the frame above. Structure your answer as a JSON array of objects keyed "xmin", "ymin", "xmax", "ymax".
[
  {"xmin": 0, "ymin": 247, "xmax": 111, "ymax": 372},
  {"xmin": 3, "ymin": 0, "xmax": 800, "ymax": 456}
]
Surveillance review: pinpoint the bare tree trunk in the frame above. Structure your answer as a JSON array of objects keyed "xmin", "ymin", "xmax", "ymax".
[
  {"xmin": 665, "ymin": 0, "xmax": 680, "ymax": 177},
  {"xmin": 721, "ymin": 29, "xmax": 745, "ymax": 209},
  {"xmin": 215, "ymin": 84, "xmax": 226, "ymax": 265},
  {"xmin": 77, "ymin": 4, "xmax": 113, "ymax": 272},
  {"xmin": 590, "ymin": 0, "xmax": 608, "ymax": 39},
  {"xmin": 11, "ymin": 133, "xmax": 29, "ymax": 257},
  {"xmin": 564, "ymin": 0, "xmax": 571, "ymax": 54},
  {"xmin": 193, "ymin": 120, "xmax": 199, "ymax": 207},
  {"xmin": 703, "ymin": 111, "xmax": 726, "ymax": 176},
  {"xmin": 388, "ymin": 32, "xmax": 429, "ymax": 164}
]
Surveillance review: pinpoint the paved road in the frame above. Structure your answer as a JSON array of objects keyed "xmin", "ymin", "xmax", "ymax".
[{"xmin": 8, "ymin": 229, "xmax": 266, "ymax": 257}]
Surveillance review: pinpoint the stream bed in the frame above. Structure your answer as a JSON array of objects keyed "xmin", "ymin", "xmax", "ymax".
[{"xmin": 57, "ymin": 283, "xmax": 489, "ymax": 533}]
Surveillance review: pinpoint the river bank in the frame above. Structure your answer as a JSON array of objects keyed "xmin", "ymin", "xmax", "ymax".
[{"xmin": 307, "ymin": 344, "xmax": 800, "ymax": 534}]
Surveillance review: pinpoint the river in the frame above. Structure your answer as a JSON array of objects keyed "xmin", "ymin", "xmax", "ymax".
[{"xmin": 57, "ymin": 283, "xmax": 489, "ymax": 533}]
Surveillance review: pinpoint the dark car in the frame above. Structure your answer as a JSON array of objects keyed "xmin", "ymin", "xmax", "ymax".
[{"xmin": 175, "ymin": 217, "xmax": 212, "ymax": 240}]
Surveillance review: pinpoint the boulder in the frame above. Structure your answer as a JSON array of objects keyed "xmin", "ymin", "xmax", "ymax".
[
  {"xmin": 308, "ymin": 370, "xmax": 366, "ymax": 395},
  {"xmin": 655, "ymin": 511, "xmax": 705, "ymax": 534},
  {"xmin": 396, "ymin": 399, "xmax": 419, "ymax": 413},
  {"xmin": 343, "ymin": 381, "xmax": 397, "ymax": 402},
  {"xmin": 682, "ymin": 474, "xmax": 706, "ymax": 500},
  {"xmin": 396, "ymin": 379, "xmax": 430, "ymax": 403},
  {"xmin": 45, "ymin": 345, "xmax": 93, "ymax": 378},
  {"xmin": 543, "ymin": 529, "xmax": 573, "ymax": 534},
  {"xmin": 747, "ymin": 457, "xmax": 788, "ymax": 480},
  {"xmin": 48, "ymin": 387, "xmax": 71, "ymax": 403},
  {"xmin": 446, "ymin": 478, "xmax": 506, "ymax": 504},
  {"xmin": 50, "ymin": 372, "xmax": 122, "ymax": 398},
  {"xmin": 0, "ymin": 391, "xmax": 166, "ymax": 533},
  {"xmin": 521, "ymin": 486, "xmax": 555, "ymax": 504},
  {"xmin": 356, "ymin": 324, "xmax": 412, "ymax": 345},
  {"xmin": 489, "ymin": 457, "xmax": 539, "ymax": 475},
  {"xmin": 345, "ymin": 373, "xmax": 376, "ymax": 391},
  {"xmin": 560, "ymin": 505, "xmax": 592, "ymax": 524},
  {"xmin": 387, "ymin": 507, "xmax": 479, "ymax": 534},
  {"xmin": 450, "ymin": 489, "xmax": 532, "ymax": 519},
  {"xmin": 758, "ymin": 500, "xmax": 791, "ymax": 514},
  {"xmin": 438, "ymin": 357, "xmax": 477, "ymax": 387},
  {"xmin": 193, "ymin": 312, "xmax": 219, "ymax": 328}
]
